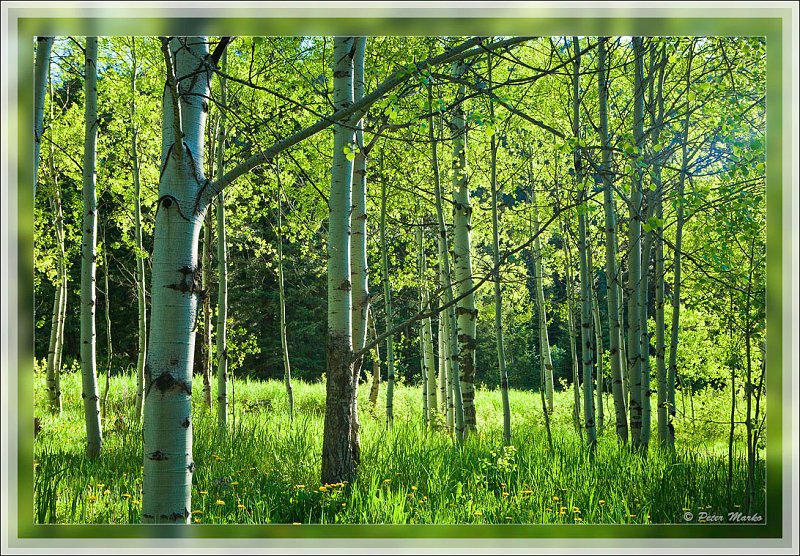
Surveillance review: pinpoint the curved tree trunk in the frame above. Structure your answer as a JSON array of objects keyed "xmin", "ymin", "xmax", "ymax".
[
  {"xmin": 367, "ymin": 307, "xmax": 381, "ymax": 408},
  {"xmin": 321, "ymin": 37, "xmax": 358, "ymax": 485},
  {"xmin": 81, "ymin": 36, "xmax": 102, "ymax": 460}
]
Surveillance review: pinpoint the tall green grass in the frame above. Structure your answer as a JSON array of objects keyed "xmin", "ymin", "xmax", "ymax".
[{"xmin": 33, "ymin": 367, "xmax": 764, "ymax": 524}]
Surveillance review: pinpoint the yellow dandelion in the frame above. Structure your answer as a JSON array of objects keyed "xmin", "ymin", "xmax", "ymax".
[
  {"xmin": 132, "ymin": 500, "xmax": 141, "ymax": 506},
  {"xmin": 193, "ymin": 518, "xmax": 200, "ymax": 523},
  {"xmin": 422, "ymin": 496, "xmax": 428, "ymax": 501},
  {"xmin": 342, "ymin": 502, "xmax": 347, "ymax": 507},
  {"xmin": 319, "ymin": 486, "xmax": 327, "ymax": 492},
  {"xmin": 575, "ymin": 517, "xmax": 583, "ymax": 522},
  {"xmin": 103, "ymin": 489, "xmax": 111, "ymax": 495},
  {"xmin": 552, "ymin": 496, "xmax": 560, "ymax": 502},
  {"xmin": 294, "ymin": 485, "xmax": 305, "ymax": 489},
  {"xmin": 474, "ymin": 511, "xmax": 483, "ymax": 516},
  {"xmin": 560, "ymin": 506, "xmax": 567, "ymax": 512},
  {"xmin": 192, "ymin": 510, "xmax": 203, "ymax": 515},
  {"xmin": 521, "ymin": 490, "xmax": 533, "ymax": 495},
  {"xmin": 96, "ymin": 483, "xmax": 105, "ymax": 488},
  {"xmin": 200, "ymin": 490, "xmax": 208, "ymax": 495},
  {"xmin": 502, "ymin": 492, "xmax": 509, "ymax": 497},
  {"xmin": 506, "ymin": 516, "xmax": 513, "ymax": 521},
  {"xmin": 546, "ymin": 507, "xmax": 552, "ymax": 512},
  {"xmin": 407, "ymin": 493, "xmax": 414, "ymax": 498},
  {"xmin": 599, "ymin": 500, "xmax": 606, "ymax": 506},
  {"xmin": 237, "ymin": 504, "xmax": 246, "ymax": 510},
  {"xmin": 573, "ymin": 507, "xmax": 580, "ymax": 513},
  {"xmin": 628, "ymin": 514, "xmax": 637, "ymax": 518},
  {"xmin": 122, "ymin": 493, "xmax": 131, "ymax": 499},
  {"xmin": 88, "ymin": 495, "xmax": 97, "ymax": 503},
  {"xmin": 411, "ymin": 486, "xmax": 417, "ymax": 491},
  {"xmin": 215, "ymin": 499, "xmax": 225, "ymax": 506},
  {"xmin": 383, "ymin": 479, "xmax": 391, "ymax": 484}
]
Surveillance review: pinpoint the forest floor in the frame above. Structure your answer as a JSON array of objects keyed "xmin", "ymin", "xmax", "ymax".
[{"xmin": 32, "ymin": 368, "xmax": 765, "ymax": 525}]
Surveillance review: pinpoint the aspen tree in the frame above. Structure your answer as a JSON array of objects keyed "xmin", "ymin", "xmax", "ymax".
[
  {"xmin": 81, "ymin": 36, "xmax": 102, "ymax": 460},
  {"xmin": 451, "ymin": 59, "xmax": 478, "ymax": 434},
  {"xmin": 215, "ymin": 49, "xmax": 229, "ymax": 435},
  {"xmin": 34, "ymin": 36, "xmax": 54, "ymax": 199},
  {"xmin": 598, "ymin": 37, "xmax": 628, "ymax": 441},
  {"xmin": 321, "ymin": 36, "xmax": 358, "ymax": 483}
]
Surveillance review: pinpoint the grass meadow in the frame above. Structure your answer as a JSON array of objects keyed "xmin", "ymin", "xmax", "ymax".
[{"xmin": 33, "ymin": 366, "xmax": 765, "ymax": 525}]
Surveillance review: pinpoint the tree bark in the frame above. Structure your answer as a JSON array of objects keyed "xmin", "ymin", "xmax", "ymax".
[
  {"xmin": 574, "ymin": 36, "xmax": 596, "ymax": 450},
  {"xmin": 380, "ymin": 155, "xmax": 396, "ymax": 429},
  {"xmin": 131, "ymin": 38, "xmax": 148, "ymax": 422},
  {"xmin": 451, "ymin": 60, "xmax": 477, "ymax": 435},
  {"xmin": 488, "ymin": 51, "xmax": 511, "ymax": 445},
  {"xmin": 201, "ymin": 211, "xmax": 213, "ymax": 408},
  {"xmin": 628, "ymin": 36, "xmax": 646, "ymax": 449},
  {"xmin": 277, "ymin": 167, "xmax": 294, "ymax": 423},
  {"xmin": 530, "ymin": 182, "xmax": 555, "ymax": 415},
  {"xmin": 429, "ymin": 84, "xmax": 464, "ymax": 441},
  {"xmin": 142, "ymin": 36, "xmax": 215, "ymax": 523},
  {"xmin": 321, "ymin": 37, "xmax": 358, "ymax": 485},
  {"xmin": 215, "ymin": 49, "xmax": 229, "ymax": 436},
  {"xmin": 667, "ymin": 42, "xmax": 694, "ymax": 451},
  {"xmin": 34, "ymin": 36, "xmax": 54, "ymax": 199},
  {"xmin": 81, "ymin": 36, "xmax": 102, "ymax": 460}
]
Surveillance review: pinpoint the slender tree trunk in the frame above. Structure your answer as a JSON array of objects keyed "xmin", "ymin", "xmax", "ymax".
[
  {"xmin": 349, "ymin": 37, "xmax": 367, "ymax": 457},
  {"xmin": 143, "ymin": 36, "xmax": 215, "ymax": 523},
  {"xmin": 429, "ymin": 84, "xmax": 464, "ymax": 441},
  {"xmin": 201, "ymin": 211, "xmax": 213, "ymax": 408},
  {"xmin": 34, "ymin": 36, "xmax": 54, "ymax": 199},
  {"xmin": 667, "ymin": 43, "xmax": 694, "ymax": 451},
  {"xmin": 564, "ymin": 225, "xmax": 583, "ymax": 440},
  {"xmin": 81, "ymin": 36, "xmax": 102, "ymax": 460},
  {"xmin": 438, "ymin": 312, "xmax": 448, "ymax": 416},
  {"xmin": 45, "ymin": 78, "xmax": 65, "ymax": 416},
  {"xmin": 368, "ymin": 307, "xmax": 381, "ymax": 408},
  {"xmin": 131, "ymin": 39, "xmax": 148, "ymax": 423},
  {"xmin": 277, "ymin": 171, "xmax": 294, "ymax": 424},
  {"xmin": 380, "ymin": 156, "xmax": 396, "ymax": 429},
  {"xmin": 321, "ymin": 37, "xmax": 358, "ymax": 485},
  {"xmin": 628, "ymin": 36, "xmax": 646, "ymax": 449},
  {"xmin": 592, "ymin": 279, "xmax": 604, "ymax": 432},
  {"xmin": 649, "ymin": 42, "xmax": 669, "ymax": 449},
  {"xmin": 488, "ymin": 52, "xmax": 511, "ymax": 445},
  {"xmin": 574, "ymin": 36, "xmax": 596, "ymax": 451},
  {"xmin": 101, "ymin": 226, "xmax": 113, "ymax": 422},
  {"xmin": 215, "ymin": 50, "xmax": 229, "ymax": 436},
  {"xmin": 531, "ymin": 183, "xmax": 554, "ymax": 414},
  {"xmin": 417, "ymin": 215, "xmax": 437, "ymax": 422}
]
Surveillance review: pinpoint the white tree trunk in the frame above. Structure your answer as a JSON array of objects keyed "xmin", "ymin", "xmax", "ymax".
[
  {"xmin": 215, "ymin": 50, "xmax": 229, "ymax": 436},
  {"xmin": 627, "ymin": 36, "xmax": 645, "ymax": 449},
  {"xmin": 417, "ymin": 216, "xmax": 437, "ymax": 422},
  {"xmin": 34, "ymin": 36, "xmax": 53, "ymax": 199},
  {"xmin": 321, "ymin": 37, "xmax": 358, "ymax": 484},
  {"xmin": 131, "ymin": 38, "xmax": 147, "ymax": 422},
  {"xmin": 451, "ymin": 61, "xmax": 477, "ymax": 434},
  {"xmin": 597, "ymin": 37, "xmax": 628, "ymax": 442},
  {"xmin": 142, "ymin": 36, "xmax": 213, "ymax": 523},
  {"xmin": 574, "ymin": 36, "xmax": 596, "ymax": 449},
  {"xmin": 81, "ymin": 36, "xmax": 102, "ymax": 460}
]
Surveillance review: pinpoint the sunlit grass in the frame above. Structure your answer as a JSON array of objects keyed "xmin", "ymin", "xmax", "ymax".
[{"xmin": 33, "ymin": 367, "xmax": 765, "ymax": 524}]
